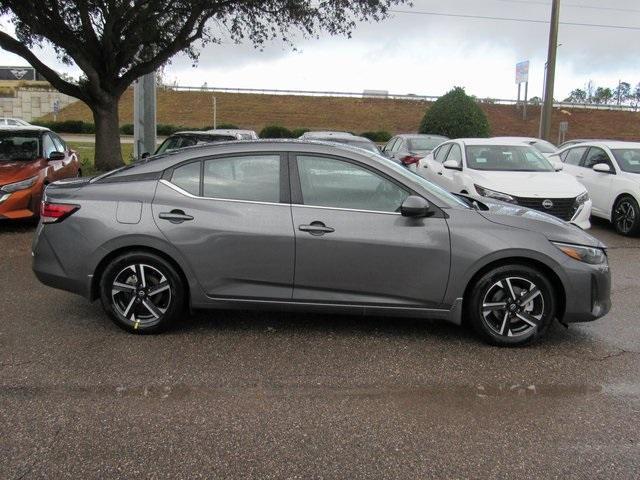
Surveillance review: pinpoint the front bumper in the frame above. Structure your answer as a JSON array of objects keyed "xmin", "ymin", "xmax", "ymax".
[
  {"xmin": 561, "ymin": 254, "xmax": 611, "ymax": 323},
  {"xmin": 0, "ymin": 184, "xmax": 42, "ymax": 219}
]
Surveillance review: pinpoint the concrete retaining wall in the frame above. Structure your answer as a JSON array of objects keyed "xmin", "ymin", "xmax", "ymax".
[{"xmin": 0, "ymin": 88, "xmax": 76, "ymax": 121}]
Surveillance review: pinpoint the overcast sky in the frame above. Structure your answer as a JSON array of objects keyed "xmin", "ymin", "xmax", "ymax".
[{"xmin": 0, "ymin": 0, "xmax": 638, "ymax": 100}]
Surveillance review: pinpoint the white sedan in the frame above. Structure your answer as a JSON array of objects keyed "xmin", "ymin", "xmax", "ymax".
[
  {"xmin": 552, "ymin": 141, "xmax": 640, "ymax": 236},
  {"xmin": 417, "ymin": 138, "xmax": 592, "ymax": 229}
]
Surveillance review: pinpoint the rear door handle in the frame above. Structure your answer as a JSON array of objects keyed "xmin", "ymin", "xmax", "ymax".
[
  {"xmin": 299, "ymin": 222, "xmax": 335, "ymax": 235},
  {"xmin": 159, "ymin": 209, "xmax": 194, "ymax": 224}
]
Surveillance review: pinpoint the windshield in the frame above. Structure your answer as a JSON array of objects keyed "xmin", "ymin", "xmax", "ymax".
[
  {"xmin": 365, "ymin": 151, "xmax": 470, "ymax": 208},
  {"xmin": 466, "ymin": 145, "xmax": 555, "ymax": 172},
  {"xmin": 408, "ymin": 138, "xmax": 446, "ymax": 151},
  {"xmin": 529, "ymin": 140, "xmax": 558, "ymax": 154},
  {"xmin": 611, "ymin": 149, "xmax": 640, "ymax": 174},
  {"xmin": 0, "ymin": 132, "xmax": 40, "ymax": 161}
]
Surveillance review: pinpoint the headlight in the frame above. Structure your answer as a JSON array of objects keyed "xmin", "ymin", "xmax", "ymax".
[
  {"xmin": 575, "ymin": 191, "xmax": 590, "ymax": 205},
  {"xmin": 474, "ymin": 185, "xmax": 517, "ymax": 204},
  {"xmin": 1, "ymin": 175, "xmax": 38, "ymax": 193},
  {"xmin": 552, "ymin": 242, "xmax": 607, "ymax": 265}
]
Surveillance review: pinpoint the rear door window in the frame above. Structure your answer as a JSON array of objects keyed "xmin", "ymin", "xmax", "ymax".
[
  {"xmin": 203, "ymin": 155, "xmax": 280, "ymax": 202},
  {"xmin": 563, "ymin": 147, "xmax": 587, "ymax": 166}
]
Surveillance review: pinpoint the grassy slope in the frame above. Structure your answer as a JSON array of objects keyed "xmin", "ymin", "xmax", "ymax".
[{"xmin": 52, "ymin": 89, "xmax": 640, "ymax": 141}]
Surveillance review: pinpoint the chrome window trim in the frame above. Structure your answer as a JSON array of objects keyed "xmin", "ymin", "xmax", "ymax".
[
  {"xmin": 292, "ymin": 203, "xmax": 401, "ymax": 216},
  {"xmin": 160, "ymin": 179, "xmax": 287, "ymax": 207}
]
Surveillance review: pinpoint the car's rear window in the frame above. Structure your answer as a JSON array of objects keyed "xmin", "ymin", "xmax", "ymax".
[{"xmin": 0, "ymin": 132, "xmax": 40, "ymax": 161}]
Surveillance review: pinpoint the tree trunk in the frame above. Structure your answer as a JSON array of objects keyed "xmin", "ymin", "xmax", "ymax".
[{"xmin": 92, "ymin": 99, "xmax": 124, "ymax": 171}]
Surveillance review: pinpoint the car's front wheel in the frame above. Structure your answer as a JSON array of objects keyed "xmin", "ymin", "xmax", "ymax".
[
  {"xmin": 466, "ymin": 265, "xmax": 556, "ymax": 347},
  {"xmin": 613, "ymin": 196, "xmax": 640, "ymax": 236},
  {"xmin": 100, "ymin": 251, "xmax": 185, "ymax": 334}
]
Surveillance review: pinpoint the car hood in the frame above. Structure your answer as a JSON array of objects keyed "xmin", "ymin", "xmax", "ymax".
[
  {"xmin": 473, "ymin": 198, "xmax": 604, "ymax": 248},
  {"xmin": 0, "ymin": 159, "xmax": 43, "ymax": 185},
  {"xmin": 471, "ymin": 171, "xmax": 585, "ymax": 197}
]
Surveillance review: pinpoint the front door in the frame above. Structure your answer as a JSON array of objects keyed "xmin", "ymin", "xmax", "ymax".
[
  {"xmin": 153, "ymin": 153, "xmax": 295, "ymax": 300},
  {"xmin": 579, "ymin": 147, "xmax": 615, "ymax": 217},
  {"xmin": 290, "ymin": 154, "xmax": 451, "ymax": 308}
]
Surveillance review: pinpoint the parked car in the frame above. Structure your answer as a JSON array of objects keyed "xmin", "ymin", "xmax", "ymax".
[
  {"xmin": 153, "ymin": 131, "xmax": 243, "ymax": 156},
  {"xmin": 0, "ymin": 126, "xmax": 80, "ymax": 220},
  {"xmin": 33, "ymin": 140, "xmax": 610, "ymax": 347},
  {"xmin": 558, "ymin": 139, "xmax": 609, "ymax": 149},
  {"xmin": 207, "ymin": 129, "xmax": 258, "ymax": 140},
  {"xmin": 0, "ymin": 117, "xmax": 31, "ymax": 127},
  {"xmin": 417, "ymin": 139, "xmax": 592, "ymax": 229},
  {"xmin": 382, "ymin": 134, "xmax": 449, "ymax": 171},
  {"xmin": 492, "ymin": 137, "xmax": 559, "ymax": 157},
  {"xmin": 301, "ymin": 132, "xmax": 379, "ymax": 153},
  {"xmin": 554, "ymin": 141, "xmax": 640, "ymax": 235}
]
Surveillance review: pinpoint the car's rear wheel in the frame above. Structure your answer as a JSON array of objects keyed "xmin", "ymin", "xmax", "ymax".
[
  {"xmin": 100, "ymin": 252, "xmax": 185, "ymax": 334},
  {"xmin": 613, "ymin": 196, "xmax": 640, "ymax": 236},
  {"xmin": 466, "ymin": 265, "xmax": 556, "ymax": 347}
]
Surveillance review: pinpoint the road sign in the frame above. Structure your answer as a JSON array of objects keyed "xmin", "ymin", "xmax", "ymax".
[
  {"xmin": 516, "ymin": 61, "xmax": 530, "ymax": 84},
  {"xmin": 559, "ymin": 121, "xmax": 569, "ymax": 133}
]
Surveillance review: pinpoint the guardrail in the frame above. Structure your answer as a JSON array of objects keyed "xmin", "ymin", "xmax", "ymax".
[{"xmin": 168, "ymin": 85, "xmax": 639, "ymax": 112}]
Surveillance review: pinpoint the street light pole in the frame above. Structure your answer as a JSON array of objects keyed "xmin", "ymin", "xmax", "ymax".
[{"xmin": 540, "ymin": 0, "xmax": 561, "ymax": 142}]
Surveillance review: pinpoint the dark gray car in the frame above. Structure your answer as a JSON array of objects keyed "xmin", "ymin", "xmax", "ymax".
[{"xmin": 32, "ymin": 140, "xmax": 611, "ymax": 346}]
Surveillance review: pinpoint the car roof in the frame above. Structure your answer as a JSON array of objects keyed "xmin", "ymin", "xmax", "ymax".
[
  {"xmin": 302, "ymin": 131, "xmax": 355, "ymax": 138},
  {"xmin": 172, "ymin": 130, "xmax": 240, "ymax": 137},
  {"xmin": 205, "ymin": 129, "xmax": 256, "ymax": 135},
  {"xmin": 312, "ymin": 135, "xmax": 375, "ymax": 143},
  {"xmin": 492, "ymin": 136, "xmax": 552, "ymax": 143},
  {"xmin": 566, "ymin": 140, "xmax": 640, "ymax": 149},
  {"xmin": 453, "ymin": 138, "xmax": 539, "ymax": 147},
  {"xmin": 397, "ymin": 134, "xmax": 449, "ymax": 139},
  {"xmin": 0, "ymin": 125, "xmax": 48, "ymax": 132}
]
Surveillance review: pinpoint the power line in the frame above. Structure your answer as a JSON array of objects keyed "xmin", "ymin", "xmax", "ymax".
[
  {"xmin": 496, "ymin": 0, "xmax": 640, "ymax": 14},
  {"xmin": 389, "ymin": 9, "xmax": 640, "ymax": 31}
]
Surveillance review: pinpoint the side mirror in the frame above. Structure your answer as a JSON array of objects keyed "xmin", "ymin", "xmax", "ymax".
[
  {"xmin": 400, "ymin": 195, "xmax": 432, "ymax": 218},
  {"xmin": 593, "ymin": 163, "xmax": 611, "ymax": 173},
  {"xmin": 443, "ymin": 159, "xmax": 462, "ymax": 170},
  {"xmin": 553, "ymin": 161, "xmax": 564, "ymax": 171},
  {"xmin": 141, "ymin": 152, "xmax": 150, "ymax": 159},
  {"xmin": 48, "ymin": 151, "xmax": 65, "ymax": 161}
]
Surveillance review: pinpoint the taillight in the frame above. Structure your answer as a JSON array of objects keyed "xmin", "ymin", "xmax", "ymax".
[
  {"xmin": 401, "ymin": 155, "xmax": 424, "ymax": 166},
  {"xmin": 40, "ymin": 202, "xmax": 80, "ymax": 224}
]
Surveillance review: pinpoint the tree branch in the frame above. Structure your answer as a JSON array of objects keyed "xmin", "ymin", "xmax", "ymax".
[{"xmin": 0, "ymin": 31, "xmax": 89, "ymax": 103}]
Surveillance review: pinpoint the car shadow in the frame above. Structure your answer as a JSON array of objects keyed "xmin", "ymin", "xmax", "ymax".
[{"xmin": 0, "ymin": 218, "xmax": 38, "ymax": 234}]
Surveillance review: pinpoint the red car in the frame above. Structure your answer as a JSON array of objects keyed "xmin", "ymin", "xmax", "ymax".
[{"xmin": 0, "ymin": 126, "xmax": 80, "ymax": 220}]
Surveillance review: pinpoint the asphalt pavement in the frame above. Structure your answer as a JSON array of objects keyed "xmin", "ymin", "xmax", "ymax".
[{"xmin": 1, "ymin": 218, "xmax": 639, "ymax": 479}]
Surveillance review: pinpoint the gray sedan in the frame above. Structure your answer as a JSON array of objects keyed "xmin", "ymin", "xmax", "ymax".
[{"xmin": 32, "ymin": 140, "xmax": 611, "ymax": 346}]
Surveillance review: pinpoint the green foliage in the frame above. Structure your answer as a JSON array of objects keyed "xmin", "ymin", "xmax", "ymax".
[
  {"xmin": 259, "ymin": 125, "xmax": 293, "ymax": 138},
  {"xmin": 291, "ymin": 128, "xmax": 311, "ymax": 138},
  {"xmin": 215, "ymin": 123, "xmax": 240, "ymax": 130},
  {"xmin": 419, "ymin": 87, "xmax": 490, "ymax": 139},
  {"xmin": 120, "ymin": 124, "xmax": 134, "ymax": 135},
  {"xmin": 360, "ymin": 130, "xmax": 392, "ymax": 142},
  {"xmin": 31, "ymin": 119, "xmax": 95, "ymax": 134},
  {"xmin": 157, "ymin": 124, "xmax": 188, "ymax": 136}
]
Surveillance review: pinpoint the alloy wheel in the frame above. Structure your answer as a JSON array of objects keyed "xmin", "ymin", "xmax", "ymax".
[
  {"xmin": 111, "ymin": 263, "xmax": 172, "ymax": 329},
  {"xmin": 615, "ymin": 200, "xmax": 636, "ymax": 235},
  {"xmin": 481, "ymin": 277, "xmax": 544, "ymax": 338}
]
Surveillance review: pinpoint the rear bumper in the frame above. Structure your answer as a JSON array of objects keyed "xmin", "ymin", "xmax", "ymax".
[
  {"xmin": 561, "ymin": 256, "xmax": 611, "ymax": 323},
  {"xmin": 32, "ymin": 224, "xmax": 92, "ymax": 298}
]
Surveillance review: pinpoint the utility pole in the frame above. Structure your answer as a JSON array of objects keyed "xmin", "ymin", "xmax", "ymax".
[
  {"xmin": 540, "ymin": 0, "xmax": 560, "ymax": 142},
  {"xmin": 133, "ymin": 72, "xmax": 157, "ymax": 158}
]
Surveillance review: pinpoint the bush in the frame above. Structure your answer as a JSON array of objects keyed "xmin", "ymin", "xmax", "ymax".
[
  {"xmin": 291, "ymin": 128, "xmax": 310, "ymax": 138},
  {"xmin": 120, "ymin": 124, "xmax": 134, "ymax": 135},
  {"xmin": 32, "ymin": 119, "xmax": 95, "ymax": 134},
  {"xmin": 360, "ymin": 130, "xmax": 392, "ymax": 143},
  {"xmin": 259, "ymin": 125, "xmax": 293, "ymax": 138},
  {"xmin": 216, "ymin": 123, "xmax": 240, "ymax": 130},
  {"xmin": 156, "ymin": 124, "xmax": 187, "ymax": 136},
  {"xmin": 419, "ymin": 87, "xmax": 490, "ymax": 138}
]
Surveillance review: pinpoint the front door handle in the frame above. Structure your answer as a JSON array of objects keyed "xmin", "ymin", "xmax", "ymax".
[
  {"xmin": 159, "ymin": 209, "xmax": 194, "ymax": 224},
  {"xmin": 437, "ymin": 171, "xmax": 443, "ymax": 175},
  {"xmin": 299, "ymin": 221, "xmax": 335, "ymax": 236}
]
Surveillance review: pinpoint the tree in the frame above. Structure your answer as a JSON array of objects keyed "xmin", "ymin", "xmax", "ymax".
[
  {"xmin": 0, "ymin": 1, "xmax": 406, "ymax": 170},
  {"xmin": 419, "ymin": 87, "xmax": 490, "ymax": 138},
  {"xmin": 564, "ymin": 88, "xmax": 587, "ymax": 103},
  {"xmin": 593, "ymin": 87, "xmax": 614, "ymax": 105},
  {"xmin": 614, "ymin": 82, "xmax": 632, "ymax": 105}
]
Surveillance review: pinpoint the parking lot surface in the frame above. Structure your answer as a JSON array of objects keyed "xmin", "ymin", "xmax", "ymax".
[{"xmin": 1, "ymin": 218, "xmax": 639, "ymax": 479}]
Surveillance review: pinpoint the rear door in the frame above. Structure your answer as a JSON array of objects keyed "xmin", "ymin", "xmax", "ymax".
[
  {"xmin": 290, "ymin": 153, "xmax": 451, "ymax": 308},
  {"xmin": 153, "ymin": 152, "xmax": 295, "ymax": 300}
]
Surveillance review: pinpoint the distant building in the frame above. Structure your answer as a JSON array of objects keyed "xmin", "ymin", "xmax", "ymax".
[
  {"xmin": 363, "ymin": 89, "xmax": 389, "ymax": 99},
  {"xmin": 0, "ymin": 66, "xmax": 45, "ymax": 82}
]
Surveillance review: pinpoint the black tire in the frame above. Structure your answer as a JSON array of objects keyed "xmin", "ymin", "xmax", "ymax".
[
  {"xmin": 466, "ymin": 265, "xmax": 556, "ymax": 347},
  {"xmin": 100, "ymin": 251, "xmax": 186, "ymax": 334},
  {"xmin": 613, "ymin": 196, "xmax": 640, "ymax": 236}
]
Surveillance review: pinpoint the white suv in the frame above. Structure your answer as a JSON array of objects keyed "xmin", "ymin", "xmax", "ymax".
[
  {"xmin": 554, "ymin": 141, "xmax": 640, "ymax": 236},
  {"xmin": 418, "ymin": 138, "xmax": 592, "ymax": 229}
]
